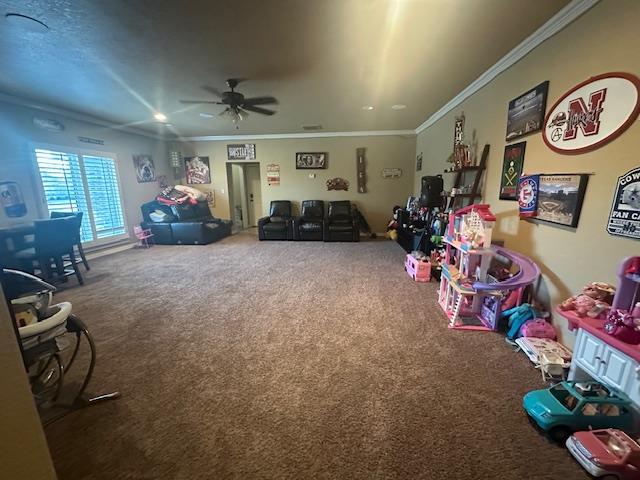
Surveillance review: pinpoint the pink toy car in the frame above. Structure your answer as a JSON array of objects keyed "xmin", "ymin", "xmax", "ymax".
[{"xmin": 566, "ymin": 429, "xmax": 640, "ymax": 479}]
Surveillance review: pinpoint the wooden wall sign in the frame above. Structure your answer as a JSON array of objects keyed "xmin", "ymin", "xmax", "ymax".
[
  {"xmin": 543, "ymin": 72, "xmax": 640, "ymax": 154},
  {"xmin": 266, "ymin": 163, "xmax": 280, "ymax": 186},
  {"xmin": 607, "ymin": 166, "xmax": 640, "ymax": 240},
  {"xmin": 381, "ymin": 168, "xmax": 402, "ymax": 179},
  {"xmin": 326, "ymin": 178, "xmax": 349, "ymax": 191},
  {"xmin": 227, "ymin": 144, "xmax": 256, "ymax": 160},
  {"xmin": 356, "ymin": 147, "xmax": 366, "ymax": 193}
]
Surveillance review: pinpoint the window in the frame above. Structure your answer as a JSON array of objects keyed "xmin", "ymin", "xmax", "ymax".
[{"xmin": 34, "ymin": 147, "xmax": 127, "ymax": 244}]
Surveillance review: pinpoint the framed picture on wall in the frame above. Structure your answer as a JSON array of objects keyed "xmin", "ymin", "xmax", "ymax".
[
  {"xmin": 296, "ymin": 152, "xmax": 327, "ymax": 169},
  {"xmin": 506, "ymin": 81, "xmax": 549, "ymax": 141},
  {"xmin": 133, "ymin": 154, "xmax": 156, "ymax": 183},
  {"xmin": 184, "ymin": 156, "xmax": 211, "ymax": 184},
  {"xmin": 499, "ymin": 142, "xmax": 526, "ymax": 200},
  {"xmin": 536, "ymin": 174, "xmax": 589, "ymax": 228}
]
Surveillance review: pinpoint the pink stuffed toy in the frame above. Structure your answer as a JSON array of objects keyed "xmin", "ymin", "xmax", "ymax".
[{"xmin": 559, "ymin": 282, "xmax": 615, "ymax": 319}]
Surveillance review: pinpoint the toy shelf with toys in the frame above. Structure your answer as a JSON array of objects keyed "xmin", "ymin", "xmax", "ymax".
[
  {"xmin": 558, "ymin": 256, "xmax": 640, "ymax": 363},
  {"xmin": 438, "ymin": 204, "xmax": 540, "ymax": 331}
]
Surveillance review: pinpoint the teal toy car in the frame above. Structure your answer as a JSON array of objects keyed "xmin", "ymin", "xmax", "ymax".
[{"xmin": 523, "ymin": 381, "xmax": 635, "ymax": 442}]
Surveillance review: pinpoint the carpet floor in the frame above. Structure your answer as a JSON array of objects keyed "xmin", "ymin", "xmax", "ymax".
[{"xmin": 45, "ymin": 231, "xmax": 589, "ymax": 480}]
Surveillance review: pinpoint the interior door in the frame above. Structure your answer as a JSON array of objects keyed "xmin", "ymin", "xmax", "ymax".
[{"xmin": 245, "ymin": 164, "xmax": 262, "ymax": 227}]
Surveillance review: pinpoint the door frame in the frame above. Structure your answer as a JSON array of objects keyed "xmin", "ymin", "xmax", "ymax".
[
  {"xmin": 244, "ymin": 163, "xmax": 262, "ymax": 227},
  {"xmin": 226, "ymin": 161, "xmax": 261, "ymax": 229}
]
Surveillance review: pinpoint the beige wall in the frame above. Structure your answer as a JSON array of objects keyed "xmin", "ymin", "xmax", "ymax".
[
  {"xmin": 0, "ymin": 101, "xmax": 169, "ymax": 238},
  {"xmin": 0, "ymin": 290, "xmax": 57, "ymax": 479},
  {"xmin": 182, "ymin": 135, "xmax": 416, "ymax": 233},
  {"xmin": 414, "ymin": 0, "xmax": 640, "ymax": 346}
]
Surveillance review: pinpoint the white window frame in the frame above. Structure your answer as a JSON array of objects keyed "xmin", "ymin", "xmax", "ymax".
[{"xmin": 31, "ymin": 142, "xmax": 130, "ymax": 248}]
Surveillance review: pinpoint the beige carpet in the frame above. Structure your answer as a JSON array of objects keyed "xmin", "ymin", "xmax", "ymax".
[{"xmin": 45, "ymin": 231, "xmax": 589, "ymax": 479}]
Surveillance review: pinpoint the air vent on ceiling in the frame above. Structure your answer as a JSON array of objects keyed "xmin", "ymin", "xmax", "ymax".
[{"xmin": 302, "ymin": 124, "xmax": 323, "ymax": 131}]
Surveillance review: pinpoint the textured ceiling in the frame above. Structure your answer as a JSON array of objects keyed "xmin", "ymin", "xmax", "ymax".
[{"xmin": 0, "ymin": 0, "xmax": 570, "ymax": 137}]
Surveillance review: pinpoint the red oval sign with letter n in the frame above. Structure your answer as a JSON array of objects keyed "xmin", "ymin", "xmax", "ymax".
[{"xmin": 543, "ymin": 72, "xmax": 640, "ymax": 154}]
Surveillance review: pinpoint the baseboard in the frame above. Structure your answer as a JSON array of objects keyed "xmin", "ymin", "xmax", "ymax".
[{"xmin": 85, "ymin": 241, "xmax": 135, "ymax": 261}]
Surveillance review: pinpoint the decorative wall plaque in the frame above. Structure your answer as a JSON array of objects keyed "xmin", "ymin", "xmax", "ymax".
[
  {"xmin": 326, "ymin": 178, "xmax": 349, "ymax": 191},
  {"xmin": 543, "ymin": 73, "xmax": 640, "ymax": 154},
  {"xmin": 356, "ymin": 147, "xmax": 366, "ymax": 193}
]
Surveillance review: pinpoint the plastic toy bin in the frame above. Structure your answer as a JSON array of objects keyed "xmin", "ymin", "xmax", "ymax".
[{"xmin": 405, "ymin": 254, "xmax": 431, "ymax": 282}]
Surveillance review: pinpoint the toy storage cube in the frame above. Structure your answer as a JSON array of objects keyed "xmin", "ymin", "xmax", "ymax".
[{"xmin": 405, "ymin": 254, "xmax": 431, "ymax": 282}]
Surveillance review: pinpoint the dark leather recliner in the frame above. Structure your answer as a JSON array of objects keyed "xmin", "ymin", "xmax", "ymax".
[
  {"xmin": 294, "ymin": 200, "xmax": 325, "ymax": 241},
  {"xmin": 324, "ymin": 201, "xmax": 359, "ymax": 242},
  {"xmin": 140, "ymin": 200, "xmax": 232, "ymax": 245},
  {"xmin": 258, "ymin": 201, "xmax": 293, "ymax": 240}
]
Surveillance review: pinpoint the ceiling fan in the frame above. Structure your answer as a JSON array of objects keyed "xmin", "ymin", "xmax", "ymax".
[{"xmin": 180, "ymin": 79, "xmax": 277, "ymax": 124}]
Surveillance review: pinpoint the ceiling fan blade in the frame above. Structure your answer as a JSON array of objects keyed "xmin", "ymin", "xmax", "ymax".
[
  {"xmin": 242, "ymin": 105, "xmax": 276, "ymax": 116},
  {"xmin": 242, "ymin": 96, "xmax": 278, "ymax": 106},
  {"xmin": 179, "ymin": 100, "xmax": 223, "ymax": 104},
  {"xmin": 202, "ymin": 86, "xmax": 223, "ymax": 98}
]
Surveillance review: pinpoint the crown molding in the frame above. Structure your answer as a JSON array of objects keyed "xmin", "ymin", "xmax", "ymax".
[
  {"xmin": 414, "ymin": 0, "xmax": 600, "ymax": 134},
  {"xmin": 183, "ymin": 129, "xmax": 416, "ymax": 142},
  {"xmin": 0, "ymin": 91, "xmax": 167, "ymax": 140},
  {"xmin": 0, "ymin": 0, "xmax": 597, "ymax": 143}
]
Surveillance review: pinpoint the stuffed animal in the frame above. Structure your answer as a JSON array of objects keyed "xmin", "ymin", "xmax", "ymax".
[
  {"xmin": 559, "ymin": 282, "xmax": 615, "ymax": 318},
  {"xmin": 582, "ymin": 282, "xmax": 615, "ymax": 303}
]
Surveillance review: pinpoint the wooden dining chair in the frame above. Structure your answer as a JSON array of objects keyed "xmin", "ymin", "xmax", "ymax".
[
  {"xmin": 50, "ymin": 211, "xmax": 90, "ymax": 271},
  {"xmin": 14, "ymin": 217, "xmax": 84, "ymax": 285}
]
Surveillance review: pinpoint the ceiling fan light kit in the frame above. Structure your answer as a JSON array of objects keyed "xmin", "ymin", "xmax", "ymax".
[{"xmin": 180, "ymin": 78, "xmax": 278, "ymax": 126}]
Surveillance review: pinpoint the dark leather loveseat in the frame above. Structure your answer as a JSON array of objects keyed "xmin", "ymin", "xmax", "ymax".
[
  {"xmin": 324, "ymin": 201, "xmax": 359, "ymax": 242},
  {"xmin": 140, "ymin": 200, "xmax": 232, "ymax": 245},
  {"xmin": 258, "ymin": 201, "xmax": 293, "ymax": 240},
  {"xmin": 293, "ymin": 200, "xmax": 324, "ymax": 241}
]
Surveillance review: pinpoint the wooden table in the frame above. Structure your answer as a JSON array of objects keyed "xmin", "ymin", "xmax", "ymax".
[{"xmin": 0, "ymin": 223, "xmax": 35, "ymax": 267}]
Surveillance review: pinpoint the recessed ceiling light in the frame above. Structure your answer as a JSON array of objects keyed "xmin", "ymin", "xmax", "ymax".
[
  {"xmin": 362, "ymin": 105, "xmax": 374, "ymax": 111},
  {"xmin": 199, "ymin": 112, "xmax": 215, "ymax": 118},
  {"xmin": 154, "ymin": 112, "xmax": 167, "ymax": 121},
  {"xmin": 391, "ymin": 104, "xmax": 407, "ymax": 110},
  {"xmin": 5, "ymin": 13, "xmax": 49, "ymax": 33}
]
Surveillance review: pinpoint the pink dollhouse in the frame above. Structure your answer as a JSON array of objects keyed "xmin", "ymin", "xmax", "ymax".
[{"xmin": 438, "ymin": 204, "xmax": 540, "ymax": 331}]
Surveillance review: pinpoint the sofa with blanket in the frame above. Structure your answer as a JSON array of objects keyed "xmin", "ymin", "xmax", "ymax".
[{"xmin": 140, "ymin": 200, "xmax": 232, "ymax": 245}]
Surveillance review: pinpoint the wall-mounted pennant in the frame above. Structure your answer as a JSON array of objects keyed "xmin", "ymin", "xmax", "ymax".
[
  {"xmin": 607, "ymin": 166, "xmax": 640, "ymax": 240},
  {"xmin": 518, "ymin": 175, "xmax": 539, "ymax": 218},
  {"xmin": 543, "ymin": 72, "xmax": 640, "ymax": 154}
]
